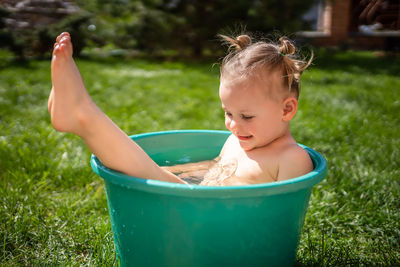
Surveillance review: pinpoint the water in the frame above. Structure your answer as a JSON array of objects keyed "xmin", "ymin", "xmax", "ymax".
[
  {"xmin": 180, "ymin": 174, "xmax": 204, "ymax": 185},
  {"xmin": 170, "ymin": 158, "xmax": 238, "ymax": 186}
]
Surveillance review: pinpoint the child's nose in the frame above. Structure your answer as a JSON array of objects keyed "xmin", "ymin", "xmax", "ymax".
[{"xmin": 229, "ymin": 119, "xmax": 239, "ymax": 131}]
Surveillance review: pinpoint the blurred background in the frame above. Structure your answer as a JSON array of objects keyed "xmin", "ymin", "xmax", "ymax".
[
  {"xmin": 1, "ymin": 0, "xmax": 399, "ymax": 60},
  {"xmin": 1, "ymin": 1, "xmax": 400, "ymax": 265}
]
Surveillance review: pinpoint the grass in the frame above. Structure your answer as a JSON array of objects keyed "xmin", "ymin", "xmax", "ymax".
[{"xmin": 1, "ymin": 49, "xmax": 399, "ymax": 265}]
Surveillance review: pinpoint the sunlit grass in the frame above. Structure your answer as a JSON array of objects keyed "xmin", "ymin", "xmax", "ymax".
[{"xmin": 1, "ymin": 50, "xmax": 399, "ymax": 265}]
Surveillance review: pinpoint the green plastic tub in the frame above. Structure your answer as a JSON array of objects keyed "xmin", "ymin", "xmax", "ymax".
[{"xmin": 91, "ymin": 130, "xmax": 327, "ymax": 266}]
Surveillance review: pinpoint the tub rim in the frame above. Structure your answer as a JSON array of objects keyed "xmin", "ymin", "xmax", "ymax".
[{"xmin": 90, "ymin": 130, "xmax": 327, "ymax": 198}]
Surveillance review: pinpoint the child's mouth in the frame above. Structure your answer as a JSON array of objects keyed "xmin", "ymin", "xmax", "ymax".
[{"xmin": 237, "ymin": 135, "xmax": 253, "ymax": 141}]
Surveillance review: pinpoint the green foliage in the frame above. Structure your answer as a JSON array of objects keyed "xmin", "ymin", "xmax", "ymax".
[
  {"xmin": 154, "ymin": 0, "xmax": 316, "ymax": 56},
  {"xmin": 0, "ymin": 6, "xmax": 91, "ymax": 59},
  {"xmin": 76, "ymin": 0, "xmax": 316, "ymax": 57},
  {"xmin": 46, "ymin": 12, "xmax": 93, "ymax": 56},
  {"xmin": 0, "ymin": 7, "xmax": 24, "ymax": 58},
  {"xmin": 1, "ymin": 0, "xmax": 316, "ymax": 58},
  {"xmin": 1, "ymin": 50, "xmax": 399, "ymax": 265}
]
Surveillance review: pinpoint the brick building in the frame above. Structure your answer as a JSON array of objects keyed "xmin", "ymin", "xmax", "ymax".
[{"xmin": 298, "ymin": 0, "xmax": 400, "ymax": 50}]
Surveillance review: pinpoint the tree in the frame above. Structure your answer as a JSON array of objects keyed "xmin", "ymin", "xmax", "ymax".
[{"xmin": 126, "ymin": 0, "xmax": 316, "ymax": 57}]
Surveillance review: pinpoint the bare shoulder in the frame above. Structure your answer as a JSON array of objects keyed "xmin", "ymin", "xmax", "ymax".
[
  {"xmin": 218, "ymin": 134, "xmax": 236, "ymax": 157},
  {"xmin": 276, "ymin": 144, "xmax": 313, "ymax": 181}
]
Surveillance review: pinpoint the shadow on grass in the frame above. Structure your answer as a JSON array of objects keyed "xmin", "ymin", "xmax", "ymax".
[
  {"xmin": 312, "ymin": 49, "xmax": 400, "ymax": 77},
  {"xmin": 0, "ymin": 57, "xmax": 34, "ymax": 70},
  {"xmin": 2, "ymin": 48, "xmax": 399, "ymax": 77}
]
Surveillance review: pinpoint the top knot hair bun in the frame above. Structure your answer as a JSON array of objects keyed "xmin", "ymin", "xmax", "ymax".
[
  {"xmin": 219, "ymin": 34, "xmax": 252, "ymax": 51},
  {"xmin": 278, "ymin": 37, "xmax": 295, "ymax": 56},
  {"xmin": 235, "ymin": 35, "xmax": 252, "ymax": 50}
]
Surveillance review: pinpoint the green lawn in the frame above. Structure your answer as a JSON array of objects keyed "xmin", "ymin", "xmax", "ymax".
[{"xmin": 1, "ymin": 50, "xmax": 399, "ymax": 265}]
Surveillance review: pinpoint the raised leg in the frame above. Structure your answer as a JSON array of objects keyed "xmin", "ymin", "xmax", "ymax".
[{"xmin": 49, "ymin": 32, "xmax": 185, "ymax": 184}]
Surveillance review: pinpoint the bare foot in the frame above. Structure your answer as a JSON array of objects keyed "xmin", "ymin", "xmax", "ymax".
[{"xmin": 48, "ymin": 32, "xmax": 95, "ymax": 136}]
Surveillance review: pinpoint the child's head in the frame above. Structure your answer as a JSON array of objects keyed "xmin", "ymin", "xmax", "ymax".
[
  {"xmin": 220, "ymin": 34, "xmax": 311, "ymax": 100},
  {"xmin": 218, "ymin": 34, "xmax": 312, "ymax": 151}
]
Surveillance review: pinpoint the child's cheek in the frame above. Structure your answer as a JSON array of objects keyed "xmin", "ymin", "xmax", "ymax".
[
  {"xmin": 247, "ymin": 123, "xmax": 256, "ymax": 135},
  {"xmin": 225, "ymin": 118, "xmax": 231, "ymax": 131}
]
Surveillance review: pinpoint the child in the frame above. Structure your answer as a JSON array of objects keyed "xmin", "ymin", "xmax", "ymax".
[{"xmin": 48, "ymin": 32, "xmax": 313, "ymax": 186}]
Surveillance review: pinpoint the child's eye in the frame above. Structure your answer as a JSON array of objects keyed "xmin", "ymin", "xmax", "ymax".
[
  {"xmin": 225, "ymin": 112, "xmax": 232, "ymax": 117},
  {"xmin": 241, "ymin": 115, "xmax": 254, "ymax": 120}
]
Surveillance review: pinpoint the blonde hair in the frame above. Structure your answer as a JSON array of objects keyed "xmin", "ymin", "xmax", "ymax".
[{"xmin": 219, "ymin": 34, "xmax": 312, "ymax": 99}]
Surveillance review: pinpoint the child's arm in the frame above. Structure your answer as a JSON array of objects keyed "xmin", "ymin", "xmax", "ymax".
[{"xmin": 162, "ymin": 158, "xmax": 219, "ymax": 173}]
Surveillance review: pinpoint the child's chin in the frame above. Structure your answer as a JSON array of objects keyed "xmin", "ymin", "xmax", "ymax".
[{"xmin": 239, "ymin": 142, "xmax": 254, "ymax": 151}]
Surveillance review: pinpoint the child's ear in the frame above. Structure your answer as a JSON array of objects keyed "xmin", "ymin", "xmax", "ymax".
[{"xmin": 282, "ymin": 97, "xmax": 298, "ymax": 122}]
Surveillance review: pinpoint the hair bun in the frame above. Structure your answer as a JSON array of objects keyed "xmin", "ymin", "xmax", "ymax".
[
  {"xmin": 219, "ymin": 34, "xmax": 251, "ymax": 51},
  {"xmin": 279, "ymin": 37, "xmax": 295, "ymax": 56},
  {"xmin": 235, "ymin": 35, "xmax": 251, "ymax": 50}
]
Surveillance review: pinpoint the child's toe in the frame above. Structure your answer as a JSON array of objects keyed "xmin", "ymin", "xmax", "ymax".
[
  {"xmin": 56, "ymin": 34, "xmax": 63, "ymax": 43},
  {"xmin": 53, "ymin": 44, "xmax": 60, "ymax": 53},
  {"xmin": 52, "ymin": 33, "xmax": 73, "ymax": 61},
  {"xmin": 59, "ymin": 35, "xmax": 71, "ymax": 46},
  {"xmin": 56, "ymin": 32, "xmax": 70, "ymax": 43},
  {"xmin": 59, "ymin": 43, "xmax": 68, "ymax": 54},
  {"xmin": 52, "ymin": 43, "xmax": 67, "ymax": 59},
  {"xmin": 52, "ymin": 43, "xmax": 58, "ymax": 55}
]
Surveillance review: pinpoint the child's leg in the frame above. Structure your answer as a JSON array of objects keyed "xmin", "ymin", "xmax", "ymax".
[{"xmin": 49, "ymin": 32, "xmax": 185, "ymax": 184}]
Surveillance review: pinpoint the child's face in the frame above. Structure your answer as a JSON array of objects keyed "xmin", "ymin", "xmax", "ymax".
[{"xmin": 219, "ymin": 71, "xmax": 287, "ymax": 151}]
